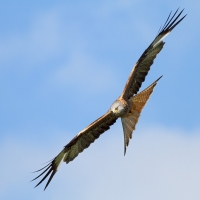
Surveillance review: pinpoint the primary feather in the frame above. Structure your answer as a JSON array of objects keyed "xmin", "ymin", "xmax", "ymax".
[
  {"xmin": 32, "ymin": 9, "xmax": 186, "ymax": 190},
  {"xmin": 121, "ymin": 8, "xmax": 186, "ymax": 100}
]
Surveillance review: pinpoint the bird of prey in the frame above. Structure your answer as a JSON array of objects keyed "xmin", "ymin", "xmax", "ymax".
[{"xmin": 32, "ymin": 9, "xmax": 186, "ymax": 190}]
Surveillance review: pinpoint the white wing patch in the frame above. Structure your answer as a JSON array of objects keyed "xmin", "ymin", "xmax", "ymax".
[
  {"xmin": 55, "ymin": 150, "xmax": 66, "ymax": 170},
  {"xmin": 153, "ymin": 32, "xmax": 170, "ymax": 47}
]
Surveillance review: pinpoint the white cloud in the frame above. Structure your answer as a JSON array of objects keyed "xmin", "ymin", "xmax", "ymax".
[
  {"xmin": 1, "ymin": 125, "xmax": 200, "ymax": 199},
  {"xmin": 1, "ymin": 2, "xmax": 200, "ymax": 199}
]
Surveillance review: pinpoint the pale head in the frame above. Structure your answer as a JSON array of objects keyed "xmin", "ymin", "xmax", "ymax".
[{"xmin": 110, "ymin": 99, "xmax": 129, "ymax": 117}]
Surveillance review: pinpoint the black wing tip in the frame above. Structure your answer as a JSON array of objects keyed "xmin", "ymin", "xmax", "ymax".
[
  {"xmin": 31, "ymin": 163, "xmax": 52, "ymax": 174},
  {"xmin": 158, "ymin": 8, "xmax": 186, "ymax": 34},
  {"xmin": 31, "ymin": 159, "xmax": 56, "ymax": 190},
  {"xmin": 44, "ymin": 171, "xmax": 57, "ymax": 190}
]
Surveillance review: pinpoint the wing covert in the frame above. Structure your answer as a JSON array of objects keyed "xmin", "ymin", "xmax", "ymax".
[
  {"xmin": 63, "ymin": 111, "xmax": 117, "ymax": 163},
  {"xmin": 120, "ymin": 8, "xmax": 186, "ymax": 100},
  {"xmin": 32, "ymin": 111, "xmax": 118, "ymax": 190}
]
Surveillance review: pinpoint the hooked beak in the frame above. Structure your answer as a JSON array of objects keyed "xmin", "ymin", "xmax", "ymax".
[{"xmin": 113, "ymin": 109, "xmax": 118, "ymax": 114}]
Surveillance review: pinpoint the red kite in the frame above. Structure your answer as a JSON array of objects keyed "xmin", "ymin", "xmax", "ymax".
[{"xmin": 32, "ymin": 9, "xmax": 186, "ymax": 190}]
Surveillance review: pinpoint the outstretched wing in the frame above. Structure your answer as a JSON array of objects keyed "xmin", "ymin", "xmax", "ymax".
[
  {"xmin": 121, "ymin": 76, "xmax": 162, "ymax": 155},
  {"xmin": 32, "ymin": 111, "xmax": 118, "ymax": 190},
  {"xmin": 120, "ymin": 9, "xmax": 186, "ymax": 100}
]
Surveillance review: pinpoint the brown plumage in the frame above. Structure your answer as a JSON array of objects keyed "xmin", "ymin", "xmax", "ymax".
[
  {"xmin": 121, "ymin": 9, "xmax": 186, "ymax": 100},
  {"xmin": 32, "ymin": 112, "xmax": 117, "ymax": 190},
  {"xmin": 32, "ymin": 9, "xmax": 186, "ymax": 190},
  {"xmin": 121, "ymin": 76, "xmax": 162, "ymax": 154}
]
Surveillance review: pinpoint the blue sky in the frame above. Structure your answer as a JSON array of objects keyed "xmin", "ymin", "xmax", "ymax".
[{"xmin": 1, "ymin": 1, "xmax": 200, "ymax": 199}]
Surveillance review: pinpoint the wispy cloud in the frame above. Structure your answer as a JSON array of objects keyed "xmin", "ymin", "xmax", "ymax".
[
  {"xmin": 1, "ymin": 126, "xmax": 200, "ymax": 199},
  {"xmin": 1, "ymin": 2, "xmax": 200, "ymax": 199}
]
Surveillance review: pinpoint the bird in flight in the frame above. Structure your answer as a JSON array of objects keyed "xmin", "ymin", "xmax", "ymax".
[{"xmin": 32, "ymin": 8, "xmax": 186, "ymax": 190}]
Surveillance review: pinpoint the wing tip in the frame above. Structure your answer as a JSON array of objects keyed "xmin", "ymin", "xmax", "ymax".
[
  {"xmin": 31, "ymin": 158, "xmax": 58, "ymax": 190},
  {"xmin": 43, "ymin": 171, "xmax": 57, "ymax": 190},
  {"xmin": 159, "ymin": 8, "xmax": 186, "ymax": 34}
]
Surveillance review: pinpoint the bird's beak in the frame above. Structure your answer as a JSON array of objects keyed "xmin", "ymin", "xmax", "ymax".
[{"xmin": 113, "ymin": 109, "xmax": 118, "ymax": 114}]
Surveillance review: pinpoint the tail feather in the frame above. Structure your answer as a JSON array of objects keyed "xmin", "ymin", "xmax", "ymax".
[{"xmin": 122, "ymin": 76, "xmax": 162, "ymax": 155}]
